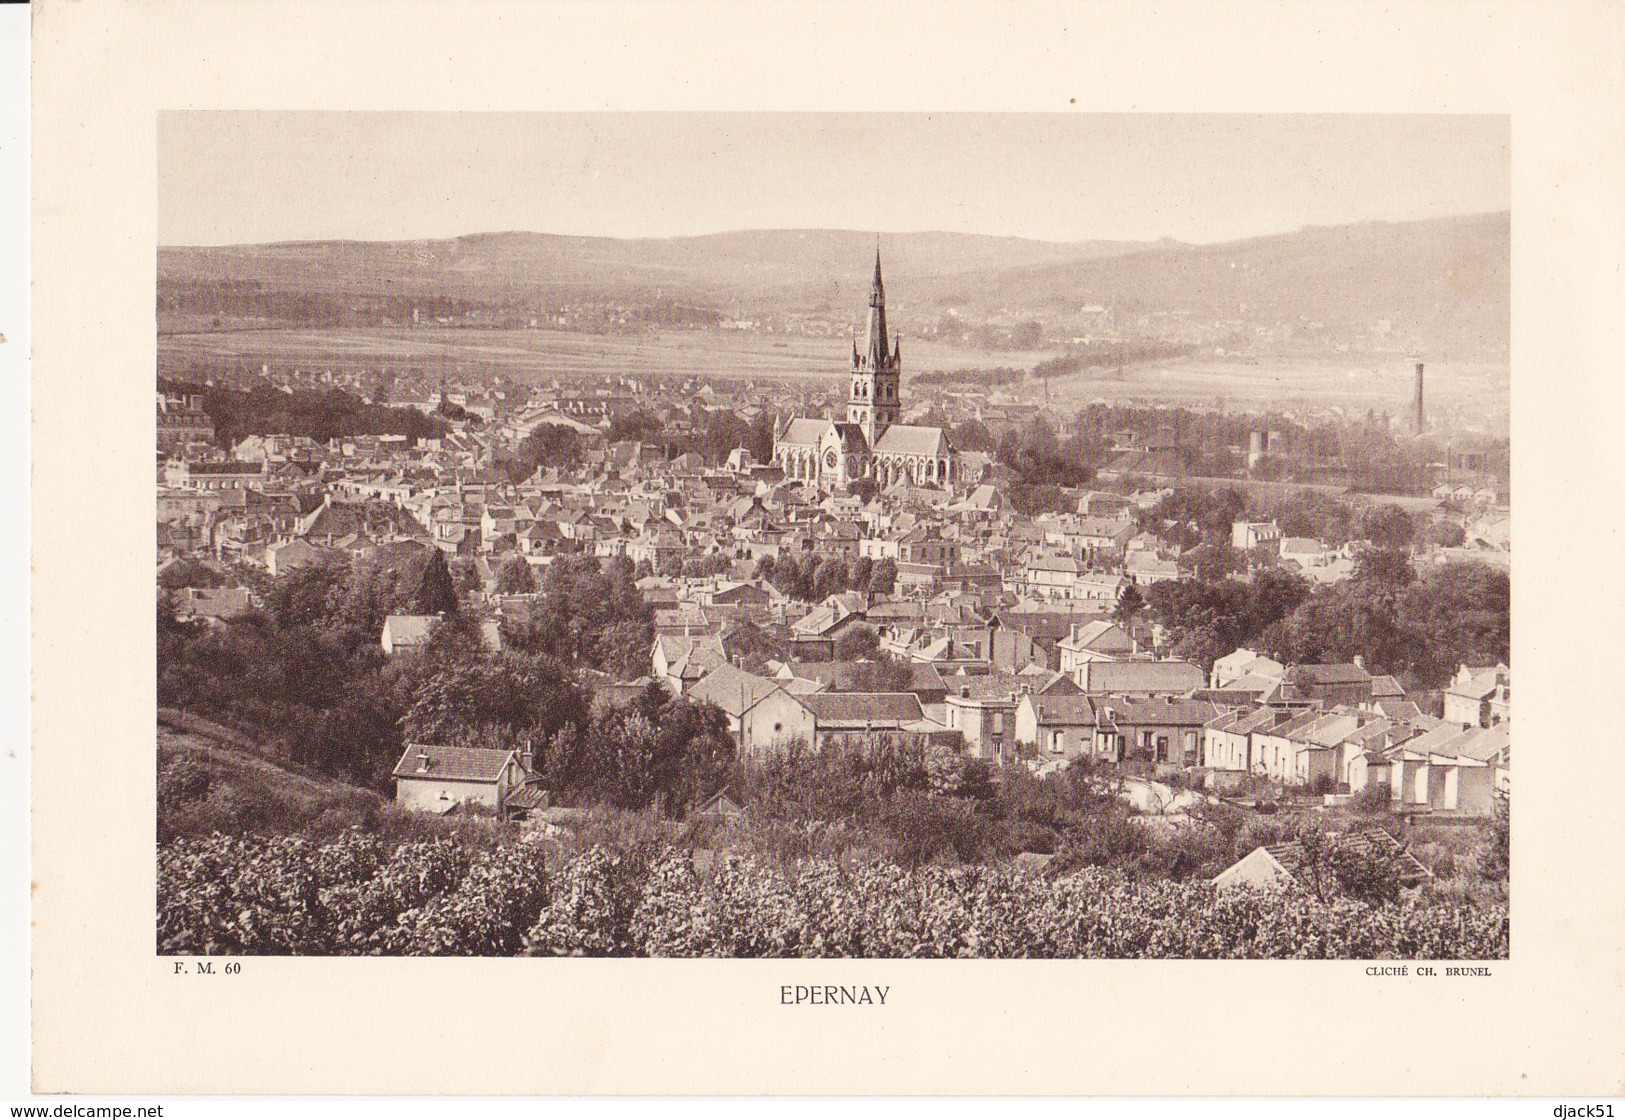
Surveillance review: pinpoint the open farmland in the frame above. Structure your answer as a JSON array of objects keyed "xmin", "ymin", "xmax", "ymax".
[
  {"xmin": 160, "ymin": 325, "xmax": 1509, "ymax": 431},
  {"xmin": 1044, "ymin": 354, "xmax": 1509, "ymax": 428},
  {"xmin": 158, "ymin": 326, "xmax": 1058, "ymax": 386}
]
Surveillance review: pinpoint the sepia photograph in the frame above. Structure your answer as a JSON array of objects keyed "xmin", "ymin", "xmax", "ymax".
[
  {"xmin": 29, "ymin": 0, "xmax": 1625, "ymax": 1100},
  {"xmin": 151, "ymin": 111, "xmax": 1512, "ymax": 961}
]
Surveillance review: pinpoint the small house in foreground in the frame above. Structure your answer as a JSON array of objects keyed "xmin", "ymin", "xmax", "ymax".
[{"xmin": 392, "ymin": 743, "xmax": 523, "ymax": 812}]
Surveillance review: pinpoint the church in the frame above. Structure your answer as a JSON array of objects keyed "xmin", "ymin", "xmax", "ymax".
[{"xmin": 773, "ymin": 251, "xmax": 956, "ymax": 491}]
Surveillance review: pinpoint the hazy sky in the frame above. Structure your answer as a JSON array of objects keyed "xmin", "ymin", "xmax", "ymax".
[{"xmin": 159, "ymin": 113, "xmax": 1509, "ymax": 247}]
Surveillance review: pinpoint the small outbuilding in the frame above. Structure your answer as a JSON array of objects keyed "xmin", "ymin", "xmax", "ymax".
[{"xmin": 1212, "ymin": 828, "xmax": 1432, "ymax": 893}]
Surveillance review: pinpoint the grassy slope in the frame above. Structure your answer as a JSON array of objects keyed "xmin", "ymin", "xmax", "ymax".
[{"xmin": 158, "ymin": 709, "xmax": 384, "ymax": 841}]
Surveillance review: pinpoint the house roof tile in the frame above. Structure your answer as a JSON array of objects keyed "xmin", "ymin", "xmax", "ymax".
[{"xmin": 392, "ymin": 744, "xmax": 516, "ymax": 783}]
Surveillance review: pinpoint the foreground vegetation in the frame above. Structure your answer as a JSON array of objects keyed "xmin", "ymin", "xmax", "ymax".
[
  {"xmin": 157, "ymin": 828, "xmax": 1508, "ymax": 959},
  {"xmin": 158, "ymin": 723, "xmax": 1509, "ymax": 960}
]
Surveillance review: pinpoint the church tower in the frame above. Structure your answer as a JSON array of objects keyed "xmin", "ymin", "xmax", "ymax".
[{"xmin": 847, "ymin": 248, "xmax": 902, "ymax": 448}]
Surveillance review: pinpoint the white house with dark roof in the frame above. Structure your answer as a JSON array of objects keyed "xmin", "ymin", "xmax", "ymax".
[
  {"xmin": 798, "ymin": 692, "xmax": 929, "ymax": 749},
  {"xmin": 1231, "ymin": 519, "xmax": 1283, "ymax": 551},
  {"xmin": 1014, "ymin": 693, "xmax": 1098, "ymax": 760},
  {"xmin": 381, "ymin": 613, "xmax": 442, "ymax": 656},
  {"xmin": 945, "ymin": 670, "xmax": 1078, "ymax": 764},
  {"xmin": 1443, "ymin": 663, "xmax": 1511, "ymax": 728},
  {"xmin": 1056, "ymin": 620, "xmax": 1136, "ymax": 674},
  {"xmin": 687, "ymin": 663, "xmax": 816, "ymax": 756},
  {"xmin": 1095, "ymin": 697, "xmax": 1225, "ymax": 765},
  {"xmin": 1386, "ymin": 723, "xmax": 1506, "ymax": 815},
  {"xmin": 392, "ymin": 744, "xmax": 524, "ymax": 813},
  {"xmin": 1203, "ymin": 706, "xmax": 1284, "ymax": 773}
]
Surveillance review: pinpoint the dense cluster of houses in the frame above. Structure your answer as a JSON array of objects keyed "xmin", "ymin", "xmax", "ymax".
[
  {"xmin": 156, "ymin": 326, "xmax": 1508, "ymax": 828},
  {"xmin": 381, "ymin": 618, "xmax": 1512, "ymax": 819}
]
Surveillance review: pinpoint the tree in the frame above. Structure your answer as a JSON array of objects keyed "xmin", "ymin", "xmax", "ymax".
[
  {"xmin": 1398, "ymin": 561, "xmax": 1509, "ymax": 686},
  {"xmin": 1266, "ymin": 489, "xmax": 1356, "ymax": 546},
  {"xmin": 1352, "ymin": 548, "xmax": 1416, "ymax": 590},
  {"xmin": 266, "ymin": 560, "xmax": 352, "ymax": 631},
  {"xmin": 409, "ymin": 548, "xmax": 460, "ymax": 616},
  {"xmin": 1010, "ymin": 320, "xmax": 1044, "ymax": 349},
  {"xmin": 1268, "ymin": 584, "xmax": 1412, "ymax": 677},
  {"xmin": 680, "ymin": 554, "xmax": 730, "ymax": 579},
  {"xmin": 402, "ymin": 643, "xmax": 588, "ymax": 747},
  {"xmin": 849, "ymin": 656, "xmax": 916, "ymax": 693},
  {"xmin": 813, "ymin": 558, "xmax": 848, "ymax": 600},
  {"xmin": 554, "ymin": 690, "xmax": 737, "ymax": 814},
  {"xmin": 1356, "ymin": 505, "xmax": 1416, "ymax": 551},
  {"xmin": 849, "ymin": 555, "xmax": 874, "ymax": 593},
  {"xmin": 1186, "ymin": 543, "xmax": 1242, "ymax": 583},
  {"xmin": 995, "ymin": 416, "xmax": 1097, "ymax": 493},
  {"xmin": 1425, "ymin": 520, "xmax": 1467, "ymax": 549},
  {"xmin": 413, "ymin": 609, "xmax": 487, "ymax": 666},
  {"xmin": 517, "ymin": 424, "xmax": 582, "ymax": 473},
  {"xmin": 1114, "ymin": 583, "xmax": 1145, "ymax": 627},
  {"xmin": 833, "ymin": 624, "xmax": 882, "ymax": 662},
  {"xmin": 606, "ymin": 410, "xmax": 664, "ymax": 445},
  {"xmin": 849, "ymin": 478, "xmax": 879, "ymax": 504},
  {"xmin": 948, "ymin": 419, "xmax": 996, "ymax": 454},
  {"xmin": 494, "ymin": 554, "xmax": 537, "ymax": 595},
  {"xmin": 157, "ymin": 558, "xmax": 227, "ymax": 590},
  {"xmin": 1289, "ymin": 822, "xmax": 1341, "ymax": 903},
  {"xmin": 1481, "ymin": 796, "xmax": 1509, "ymax": 881},
  {"xmin": 1329, "ymin": 839, "xmax": 1405, "ymax": 905},
  {"xmin": 722, "ymin": 620, "xmax": 787, "ymax": 676},
  {"xmin": 1145, "ymin": 578, "xmax": 1255, "ymax": 669},
  {"xmin": 868, "ymin": 558, "xmax": 899, "ymax": 596},
  {"xmin": 509, "ymin": 555, "xmax": 654, "ymax": 678}
]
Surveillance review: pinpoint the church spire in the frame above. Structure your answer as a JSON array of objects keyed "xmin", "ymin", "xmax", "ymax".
[{"xmin": 863, "ymin": 245, "xmax": 889, "ymax": 370}]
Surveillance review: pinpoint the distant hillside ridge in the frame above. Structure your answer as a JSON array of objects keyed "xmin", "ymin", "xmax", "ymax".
[
  {"xmin": 981, "ymin": 211, "xmax": 1509, "ymax": 356},
  {"xmin": 158, "ymin": 213, "xmax": 1509, "ymax": 356},
  {"xmin": 159, "ymin": 227, "xmax": 1152, "ymax": 301}
]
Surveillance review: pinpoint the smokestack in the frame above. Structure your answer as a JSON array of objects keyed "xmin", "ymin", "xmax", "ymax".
[
  {"xmin": 1413, "ymin": 362, "xmax": 1425, "ymax": 434},
  {"xmin": 1247, "ymin": 431, "xmax": 1264, "ymax": 471}
]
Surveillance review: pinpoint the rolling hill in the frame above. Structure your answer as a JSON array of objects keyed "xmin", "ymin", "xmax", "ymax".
[
  {"xmin": 158, "ymin": 213, "xmax": 1509, "ymax": 357},
  {"xmin": 159, "ymin": 229, "xmax": 1150, "ymax": 304},
  {"xmin": 979, "ymin": 212, "xmax": 1509, "ymax": 355}
]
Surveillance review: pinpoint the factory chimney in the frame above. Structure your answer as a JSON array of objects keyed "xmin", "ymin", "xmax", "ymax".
[
  {"xmin": 1247, "ymin": 431, "xmax": 1264, "ymax": 471},
  {"xmin": 1413, "ymin": 362, "xmax": 1426, "ymax": 434}
]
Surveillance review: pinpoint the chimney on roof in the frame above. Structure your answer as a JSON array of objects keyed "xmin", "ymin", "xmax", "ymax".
[
  {"xmin": 1353, "ymin": 654, "xmax": 1365, "ymax": 670},
  {"xmin": 416, "ymin": 750, "xmax": 431, "ymax": 773}
]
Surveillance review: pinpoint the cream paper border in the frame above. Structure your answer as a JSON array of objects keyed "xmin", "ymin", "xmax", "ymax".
[{"xmin": 29, "ymin": 0, "xmax": 1625, "ymax": 1097}]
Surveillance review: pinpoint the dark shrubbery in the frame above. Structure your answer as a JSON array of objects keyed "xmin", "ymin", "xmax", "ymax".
[{"xmin": 159, "ymin": 832, "xmax": 1509, "ymax": 959}]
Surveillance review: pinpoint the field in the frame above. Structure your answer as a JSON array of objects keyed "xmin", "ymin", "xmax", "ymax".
[
  {"xmin": 157, "ymin": 326, "xmax": 1057, "ymax": 385},
  {"xmin": 158, "ymin": 325, "xmax": 1508, "ymax": 431},
  {"xmin": 1043, "ymin": 354, "xmax": 1511, "ymax": 424}
]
